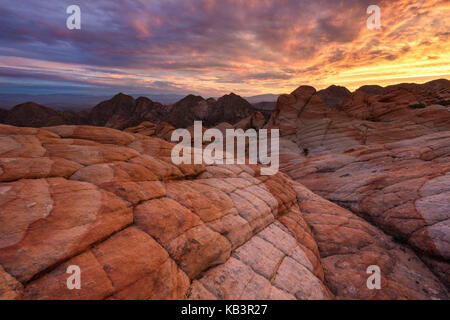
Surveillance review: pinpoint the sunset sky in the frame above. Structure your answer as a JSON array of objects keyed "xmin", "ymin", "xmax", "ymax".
[{"xmin": 0, "ymin": 0, "xmax": 449, "ymax": 97}]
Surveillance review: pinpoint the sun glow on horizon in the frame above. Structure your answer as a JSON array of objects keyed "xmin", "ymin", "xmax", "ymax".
[{"xmin": 0, "ymin": 0, "xmax": 448, "ymax": 96}]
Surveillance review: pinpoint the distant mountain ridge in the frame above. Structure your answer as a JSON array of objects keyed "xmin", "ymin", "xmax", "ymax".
[
  {"xmin": 0, "ymin": 93, "xmax": 280, "ymax": 110},
  {"xmin": 1, "ymin": 92, "xmax": 257, "ymax": 130},
  {"xmin": 0, "ymin": 93, "xmax": 186, "ymax": 110},
  {"xmin": 317, "ymin": 85, "xmax": 351, "ymax": 108}
]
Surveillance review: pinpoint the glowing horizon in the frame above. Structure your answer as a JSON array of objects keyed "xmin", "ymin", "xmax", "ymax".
[{"xmin": 0, "ymin": 0, "xmax": 448, "ymax": 97}]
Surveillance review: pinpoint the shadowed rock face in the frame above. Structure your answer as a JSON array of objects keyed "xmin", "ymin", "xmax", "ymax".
[
  {"xmin": 3, "ymin": 103, "xmax": 89, "ymax": 127},
  {"xmin": 0, "ymin": 92, "xmax": 258, "ymax": 131},
  {"xmin": 317, "ymin": 85, "xmax": 351, "ymax": 108},
  {"xmin": 339, "ymin": 81, "xmax": 450, "ymax": 124},
  {"xmin": 167, "ymin": 93, "xmax": 256, "ymax": 128},
  {"xmin": 356, "ymin": 85, "xmax": 386, "ymax": 96},
  {"xmin": 166, "ymin": 94, "xmax": 208, "ymax": 128},
  {"xmin": 269, "ymin": 80, "xmax": 450, "ymax": 289},
  {"xmin": 0, "ymin": 123, "xmax": 448, "ymax": 300},
  {"xmin": 89, "ymin": 93, "xmax": 168, "ymax": 130},
  {"xmin": 0, "ymin": 109, "xmax": 8, "ymax": 123},
  {"xmin": 205, "ymin": 93, "xmax": 255, "ymax": 127}
]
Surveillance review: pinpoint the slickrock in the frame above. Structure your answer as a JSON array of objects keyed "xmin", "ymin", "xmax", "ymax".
[
  {"xmin": 293, "ymin": 182, "xmax": 448, "ymax": 300},
  {"xmin": 0, "ymin": 177, "xmax": 133, "ymax": 282},
  {"xmin": 0, "ymin": 157, "xmax": 82, "ymax": 182},
  {"xmin": 0, "ymin": 119, "xmax": 448, "ymax": 300},
  {"xmin": 269, "ymin": 80, "xmax": 450, "ymax": 290},
  {"xmin": 23, "ymin": 250, "xmax": 115, "ymax": 300},
  {"xmin": 234, "ymin": 111, "xmax": 266, "ymax": 130},
  {"xmin": 43, "ymin": 125, "xmax": 136, "ymax": 146},
  {"xmin": 0, "ymin": 265, "xmax": 23, "ymax": 300},
  {"xmin": 124, "ymin": 121, "xmax": 176, "ymax": 141},
  {"xmin": 283, "ymin": 133, "xmax": 450, "ymax": 286},
  {"xmin": 268, "ymin": 80, "xmax": 450, "ymax": 158},
  {"xmin": 0, "ymin": 123, "xmax": 327, "ymax": 300},
  {"xmin": 339, "ymin": 84, "xmax": 450, "ymax": 127}
]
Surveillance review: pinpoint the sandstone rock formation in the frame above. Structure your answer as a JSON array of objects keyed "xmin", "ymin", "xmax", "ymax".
[
  {"xmin": 124, "ymin": 121, "xmax": 176, "ymax": 141},
  {"xmin": 1, "ymin": 92, "xmax": 259, "ymax": 131},
  {"xmin": 1, "ymin": 79, "xmax": 449, "ymax": 300},
  {"xmin": 269, "ymin": 79, "xmax": 450, "ymax": 289},
  {"xmin": 166, "ymin": 94, "xmax": 209, "ymax": 128},
  {"xmin": 234, "ymin": 111, "xmax": 266, "ymax": 130},
  {"xmin": 3, "ymin": 102, "xmax": 88, "ymax": 127},
  {"xmin": 165, "ymin": 92, "xmax": 257, "ymax": 128},
  {"xmin": 0, "ymin": 121, "xmax": 448, "ymax": 300},
  {"xmin": 317, "ymin": 85, "xmax": 351, "ymax": 108},
  {"xmin": 89, "ymin": 93, "xmax": 168, "ymax": 129},
  {"xmin": 205, "ymin": 93, "xmax": 255, "ymax": 127}
]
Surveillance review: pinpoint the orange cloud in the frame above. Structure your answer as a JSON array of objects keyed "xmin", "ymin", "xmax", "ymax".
[{"xmin": 0, "ymin": 0, "xmax": 448, "ymax": 96}]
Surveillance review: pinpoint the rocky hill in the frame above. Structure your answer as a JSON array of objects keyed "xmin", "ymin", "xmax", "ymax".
[
  {"xmin": 2, "ymin": 102, "xmax": 89, "ymax": 127},
  {"xmin": 89, "ymin": 93, "xmax": 168, "ymax": 129},
  {"xmin": 0, "ymin": 92, "xmax": 257, "ymax": 130},
  {"xmin": 317, "ymin": 85, "xmax": 351, "ymax": 108}
]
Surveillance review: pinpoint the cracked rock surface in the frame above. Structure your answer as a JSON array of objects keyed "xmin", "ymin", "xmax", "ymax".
[
  {"xmin": 271, "ymin": 81, "xmax": 450, "ymax": 290},
  {"xmin": 0, "ymin": 118, "xmax": 448, "ymax": 299}
]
